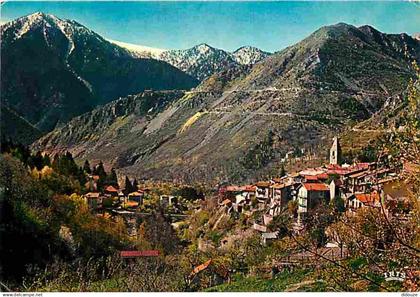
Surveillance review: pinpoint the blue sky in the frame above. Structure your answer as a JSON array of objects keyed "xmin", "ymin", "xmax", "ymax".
[{"xmin": 1, "ymin": 1, "xmax": 419, "ymax": 52}]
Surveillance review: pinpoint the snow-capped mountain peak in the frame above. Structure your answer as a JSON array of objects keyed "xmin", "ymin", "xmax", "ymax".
[
  {"xmin": 193, "ymin": 43, "xmax": 214, "ymax": 54},
  {"xmin": 114, "ymin": 41, "xmax": 272, "ymax": 80},
  {"xmin": 1, "ymin": 12, "xmax": 269, "ymax": 80},
  {"xmin": 1, "ymin": 12, "xmax": 106, "ymax": 58},
  {"xmin": 232, "ymin": 46, "xmax": 271, "ymax": 65}
]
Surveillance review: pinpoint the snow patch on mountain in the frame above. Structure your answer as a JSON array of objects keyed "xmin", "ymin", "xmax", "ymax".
[
  {"xmin": 3, "ymin": 12, "xmax": 271, "ymax": 81},
  {"xmin": 1, "ymin": 12, "xmax": 101, "ymax": 58},
  {"xmin": 108, "ymin": 39, "xmax": 166, "ymax": 58},
  {"xmin": 114, "ymin": 41, "xmax": 272, "ymax": 80},
  {"xmin": 232, "ymin": 46, "xmax": 270, "ymax": 65}
]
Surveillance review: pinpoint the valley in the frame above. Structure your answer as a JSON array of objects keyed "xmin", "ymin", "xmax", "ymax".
[{"xmin": 1, "ymin": 9, "xmax": 419, "ymax": 293}]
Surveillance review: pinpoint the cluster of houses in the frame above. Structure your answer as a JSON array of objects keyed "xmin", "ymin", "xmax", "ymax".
[
  {"xmin": 218, "ymin": 137, "xmax": 411, "ymax": 244},
  {"xmin": 82, "ymin": 179, "xmax": 181, "ymax": 212},
  {"xmin": 83, "ymin": 179, "xmax": 146, "ymax": 211}
]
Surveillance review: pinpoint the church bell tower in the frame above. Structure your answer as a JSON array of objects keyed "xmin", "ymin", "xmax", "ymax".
[{"xmin": 330, "ymin": 137, "xmax": 342, "ymax": 165}]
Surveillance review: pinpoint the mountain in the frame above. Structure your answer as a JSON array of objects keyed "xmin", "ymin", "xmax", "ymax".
[
  {"xmin": 1, "ymin": 105, "xmax": 42, "ymax": 145},
  {"xmin": 33, "ymin": 23, "xmax": 420, "ymax": 183},
  {"xmin": 107, "ymin": 39, "xmax": 166, "ymax": 59},
  {"xmin": 158, "ymin": 44, "xmax": 238, "ymax": 81},
  {"xmin": 116, "ymin": 42, "xmax": 271, "ymax": 81},
  {"xmin": 232, "ymin": 46, "xmax": 271, "ymax": 65},
  {"xmin": 0, "ymin": 12, "xmax": 198, "ymax": 136}
]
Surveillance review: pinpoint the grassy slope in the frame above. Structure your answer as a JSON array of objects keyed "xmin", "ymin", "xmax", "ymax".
[{"xmin": 205, "ymin": 269, "xmax": 327, "ymax": 292}]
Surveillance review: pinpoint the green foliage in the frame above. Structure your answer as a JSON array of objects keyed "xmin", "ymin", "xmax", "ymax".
[
  {"xmin": 173, "ymin": 186, "xmax": 204, "ymax": 201},
  {"xmin": 102, "ymin": 197, "xmax": 114, "ymax": 208},
  {"xmin": 123, "ymin": 176, "xmax": 136, "ymax": 193},
  {"xmin": 207, "ymin": 230, "xmax": 223, "ymax": 245},
  {"xmin": 305, "ymin": 204, "xmax": 335, "ymax": 247},
  {"xmin": 106, "ymin": 168, "xmax": 118, "ymax": 187},
  {"xmin": 241, "ymin": 130, "xmax": 275, "ymax": 170},
  {"xmin": 280, "ymin": 164, "xmax": 286, "ymax": 177},
  {"xmin": 83, "ymin": 160, "xmax": 91, "ymax": 174},
  {"xmin": 206, "ymin": 269, "xmax": 314, "ymax": 292},
  {"xmin": 0, "ymin": 152, "xmax": 129, "ymax": 285},
  {"xmin": 331, "ymin": 197, "xmax": 346, "ymax": 213},
  {"xmin": 143, "ymin": 209, "xmax": 180, "ymax": 254}
]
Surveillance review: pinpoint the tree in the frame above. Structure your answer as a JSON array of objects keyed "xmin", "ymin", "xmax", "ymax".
[
  {"xmin": 42, "ymin": 154, "xmax": 51, "ymax": 168},
  {"xmin": 144, "ymin": 209, "xmax": 180, "ymax": 254},
  {"xmin": 331, "ymin": 197, "xmax": 346, "ymax": 213},
  {"xmin": 94, "ymin": 161, "xmax": 107, "ymax": 190},
  {"xmin": 132, "ymin": 178, "xmax": 139, "ymax": 191},
  {"xmin": 280, "ymin": 164, "xmax": 286, "ymax": 177},
  {"xmin": 83, "ymin": 160, "xmax": 91, "ymax": 174},
  {"xmin": 107, "ymin": 168, "xmax": 118, "ymax": 187},
  {"xmin": 31, "ymin": 151, "xmax": 44, "ymax": 170},
  {"xmin": 124, "ymin": 176, "xmax": 133, "ymax": 193},
  {"xmin": 173, "ymin": 186, "xmax": 204, "ymax": 201}
]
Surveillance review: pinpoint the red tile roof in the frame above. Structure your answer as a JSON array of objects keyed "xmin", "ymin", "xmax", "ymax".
[
  {"xmin": 221, "ymin": 199, "xmax": 232, "ymax": 205},
  {"xmin": 272, "ymin": 183, "xmax": 286, "ymax": 189},
  {"xmin": 191, "ymin": 259, "xmax": 212, "ymax": 276},
  {"xmin": 244, "ymin": 185, "xmax": 257, "ymax": 192},
  {"xmin": 256, "ymin": 181, "xmax": 271, "ymax": 187},
  {"xmin": 302, "ymin": 183, "xmax": 329, "ymax": 191},
  {"xmin": 355, "ymin": 192, "xmax": 380, "ymax": 204},
  {"xmin": 85, "ymin": 192, "xmax": 100, "ymax": 199},
  {"xmin": 105, "ymin": 185, "xmax": 118, "ymax": 192},
  {"xmin": 316, "ymin": 173, "xmax": 329, "ymax": 180},
  {"xmin": 225, "ymin": 186, "xmax": 243, "ymax": 192},
  {"xmin": 304, "ymin": 175, "xmax": 319, "ymax": 181}
]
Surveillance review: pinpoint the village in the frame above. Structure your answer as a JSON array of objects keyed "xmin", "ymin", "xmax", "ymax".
[
  {"xmin": 80, "ymin": 136, "xmax": 411, "ymax": 250},
  {"xmin": 216, "ymin": 137, "xmax": 411, "ymax": 246}
]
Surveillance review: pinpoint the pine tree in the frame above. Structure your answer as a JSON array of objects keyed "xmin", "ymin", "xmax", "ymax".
[
  {"xmin": 132, "ymin": 178, "xmax": 139, "ymax": 191},
  {"xmin": 30, "ymin": 151, "xmax": 44, "ymax": 170},
  {"xmin": 94, "ymin": 161, "xmax": 107, "ymax": 179},
  {"xmin": 124, "ymin": 176, "xmax": 133, "ymax": 194},
  {"xmin": 52, "ymin": 154, "xmax": 60, "ymax": 172},
  {"xmin": 77, "ymin": 167, "xmax": 87, "ymax": 189},
  {"xmin": 107, "ymin": 168, "xmax": 118, "ymax": 187},
  {"xmin": 280, "ymin": 164, "xmax": 286, "ymax": 177},
  {"xmin": 94, "ymin": 161, "xmax": 107, "ymax": 191},
  {"xmin": 83, "ymin": 160, "xmax": 91, "ymax": 174},
  {"xmin": 42, "ymin": 154, "xmax": 51, "ymax": 168}
]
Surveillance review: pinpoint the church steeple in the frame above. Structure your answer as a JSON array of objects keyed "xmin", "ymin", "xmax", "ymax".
[{"xmin": 330, "ymin": 136, "xmax": 342, "ymax": 165}]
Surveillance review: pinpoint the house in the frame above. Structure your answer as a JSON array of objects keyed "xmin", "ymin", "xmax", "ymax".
[
  {"xmin": 253, "ymin": 223, "xmax": 268, "ymax": 232},
  {"xmin": 261, "ymin": 232, "xmax": 278, "ymax": 245},
  {"xmin": 105, "ymin": 185, "xmax": 118, "ymax": 197},
  {"xmin": 190, "ymin": 259, "xmax": 212, "ymax": 279},
  {"xmin": 233, "ymin": 185, "xmax": 255, "ymax": 212},
  {"xmin": 382, "ymin": 180, "xmax": 410, "ymax": 201},
  {"xmin": 303, "ymin": 175, "xmax": 319, "ymax": 183},
  {"xmin": 255, "ymin": 181, "xmax": 271, "ymax": 205},
  {"xmin": 347, "ymin": 191, "xmax": 381, "ymax": 209},
  {"xmin": 128, "ymin": 191, "xmax": 143, "ymax": 205},
  {"xmin": 160, "ymin": 195, "xmax": 176, "ymax": 208},
  {"xmin": 220, "ymin": 199, "xmax": 233, "ymax": 209},
  {"xmin": 268, "ymin": 182, "xmax": 294, "ymax": 216},
  {"xmin": 297, "ymin": 183, "xmax": 330, "ymax": 219},
  {"xmin": 263, "ymin": 213, "xmax": 273, "ymax": 226},
  {"xmin": 329, "ymin": 179, "xmax": 343, "ymax": 200},
  {"xmin": 84, "ymin": 192, "xmax": 102, "ymax": 210}
]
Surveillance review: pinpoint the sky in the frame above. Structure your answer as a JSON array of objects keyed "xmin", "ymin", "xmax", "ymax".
[{"xmin": 1, "ymin": 1, "xmax": 419, "ymax": 52}]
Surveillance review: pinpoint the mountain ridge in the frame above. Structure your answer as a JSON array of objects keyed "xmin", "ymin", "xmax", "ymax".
[
  {"xmin": 34, "ymin": 22, "xmax": 420, "ymax": 183},
  {"xmin": 1, "ymin": 12, "xmax": 197, "ymax": 136},
  {"xmin": 116, "ymin": 41, "xmax": 272, "ymax": 81}
]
